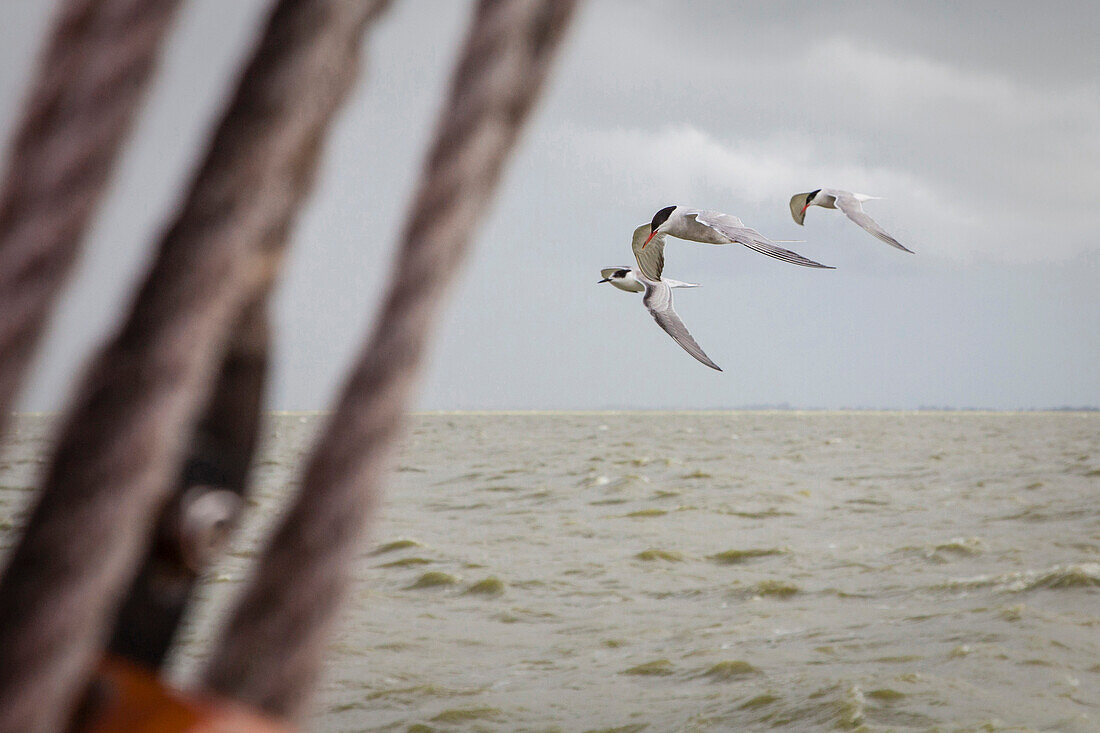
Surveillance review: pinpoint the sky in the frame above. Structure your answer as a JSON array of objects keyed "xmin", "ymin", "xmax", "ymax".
[{"xmin": 1, "ymin": 0, "xmax": 1098, "ymax": 411}]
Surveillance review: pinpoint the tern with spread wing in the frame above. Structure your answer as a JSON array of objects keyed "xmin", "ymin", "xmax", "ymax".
[
  {"xmin": 604, "ymin": 224, "xmax": 721, "ymax": 371},
  {"xmin": 639, "ymin": 205, "xmax": 834, "ymax": 272},
  {"xmin": 790, "ymin": 188, "xmax": 913, "ymax": 253},
  {"xmin": 598, "ymin": 266, "xmax": 698, "ymax": 293}
]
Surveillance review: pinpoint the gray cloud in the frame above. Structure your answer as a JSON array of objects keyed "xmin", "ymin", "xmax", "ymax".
[{"xmin": 2, "ymin": 0, "xmax": 1097, "ymax": 411}]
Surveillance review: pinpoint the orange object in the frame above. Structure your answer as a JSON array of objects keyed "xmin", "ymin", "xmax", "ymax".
[{"xmin": 73, "ymin": 656, "xmax": 293, "ymax": 733}]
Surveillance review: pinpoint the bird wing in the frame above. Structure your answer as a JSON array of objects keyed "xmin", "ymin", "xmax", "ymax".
[
  {"xmin": 642, "ymin": 279, "xmax": 721, "ymax": 371},
  {"xmin": 833, "ymin": 193, "xmax": 913, "ymax": 253},
  {"xmin": 630, "ymin": 222, "xmax": 666, "ymax": 281},
  {"xmin": 788, "ymin": 192, "xmax": 813, "ymax": 225},
  {"xmin": 691, "ymin": 211, "xmax": 834, "ymax": 269}
]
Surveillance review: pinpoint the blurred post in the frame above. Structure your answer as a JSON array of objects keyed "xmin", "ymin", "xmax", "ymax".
[{"xmin": 106, "ymin": 298, "xmax": 269, "ymax": 669}]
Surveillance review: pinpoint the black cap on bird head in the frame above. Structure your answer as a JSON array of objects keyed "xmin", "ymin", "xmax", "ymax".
[
  {"xmin": 650, "ymin": 206, "xmax": 675, "ymax": 232},
  {"xmin": 789, "ymin": 190, "xmax": 821, "ymax": 226},
  {"xmin": 643, "ymin": 206, "xmax": 676, "ymax": 248},
  {"xmin": 598, "ymin": 267, "xmax": 631, "ymax": 283}
]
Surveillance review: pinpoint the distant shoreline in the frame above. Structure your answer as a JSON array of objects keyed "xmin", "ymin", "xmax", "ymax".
[{"xmin": 9, "ymin": 408, "xmax": 1099, "ymax": 417}]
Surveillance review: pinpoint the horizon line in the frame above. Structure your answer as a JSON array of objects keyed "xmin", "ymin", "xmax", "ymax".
[{"xmin": 8, "ymin": 407, "xmax": 1099, "ymax": 417}]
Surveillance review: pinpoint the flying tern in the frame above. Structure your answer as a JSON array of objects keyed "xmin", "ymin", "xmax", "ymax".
[
  {"xmin": 604, "ymin": 223, "xmax": 721, "ymax": 371},
  {"xmin": 639, "ymin": 205, "xmax": 833, "ymax": 275},
  {"xmin": 789, "ymin": 188, "xmax": 913, "ymax": 253},
  {"xmin": 598, "ymin": 266, "xmax": 698, "ymax": 293}
]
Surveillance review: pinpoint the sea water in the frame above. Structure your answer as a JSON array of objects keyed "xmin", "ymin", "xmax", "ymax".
[{"xmin": 1, "ymin": 412, "xmax": 1097, "ymax": 731}]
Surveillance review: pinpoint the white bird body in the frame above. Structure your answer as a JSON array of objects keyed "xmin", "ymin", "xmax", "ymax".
[
  {"xmin": 660, "ymin": 206, "xmax": 733, "ymax": 244},
  {"xmin": 599, "ymin": 266, "xmax": 698, "ymax": 293},
  {"xmin": 804, "ymin": 190, "xmax": 879, "ymax": 210},
  {"xmin": 644, "ymin": 205, "xmax": 833, "ymax": 269},
  {"xmin": 790, "ymin": 188, "xmax": 912, "ymax": 253}
]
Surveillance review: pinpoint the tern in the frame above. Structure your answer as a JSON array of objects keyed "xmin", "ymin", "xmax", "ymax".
[
  {"xmin": 598, "ymin": 266, "xmax": 698, "ymax": 293},
  {"xmin": 639, "ymin": 205, "xmax": 833, "ymax": 276},
  {"xmin": 789, "ymin": 188, "xmax": 913, "ymax": 253},
  {"xmin": 606, "ymin": 223, "xmax": 721, "ymax": 371}
]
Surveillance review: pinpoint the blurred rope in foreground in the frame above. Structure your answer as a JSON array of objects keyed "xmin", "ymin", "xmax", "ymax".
[
  {"xmin": 202, "ymin": 0, "xmax": 579, "ymax": 720},
  {"xmin": 0, "ymin": 1, "xmax": 390, "ymax": 731},
  {"xmin": 0, "ymin": 0, "xmax": 182, "ymax": 443}
]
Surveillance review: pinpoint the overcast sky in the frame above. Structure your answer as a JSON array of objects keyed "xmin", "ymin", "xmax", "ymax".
[{"xmin": 2, "ymin": 0, "xmax": 1098, "ymax": 410}]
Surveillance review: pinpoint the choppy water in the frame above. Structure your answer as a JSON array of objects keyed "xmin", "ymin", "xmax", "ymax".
[{"xmin": 1, "ymin": 412, "xmax": 1098, "ymax": 731}]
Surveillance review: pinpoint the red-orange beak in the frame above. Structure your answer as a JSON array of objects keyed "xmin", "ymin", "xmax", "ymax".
[
  {"xmin": 800, "ymin": 203, "xmax": 810, "ymax": 215},
  {"xmin": 641, "ymin": 230, "xmax": 656, "ymax": 249}
]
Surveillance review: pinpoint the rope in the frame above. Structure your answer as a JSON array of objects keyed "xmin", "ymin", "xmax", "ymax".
[
  {"xmin": 0, "ymin": 2, "xmax": 391, "ymax": 731},
  {"xmin": 202, "ymin": 0, "xmax": 580, "ymax": 719},
  {"xmin": 0, "ymin": 0, "xmax": 182, "ymax": 441}
]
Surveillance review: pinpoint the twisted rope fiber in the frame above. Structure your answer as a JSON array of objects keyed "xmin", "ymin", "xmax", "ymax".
[
  {"xmin": 0, "ymin": 0, "xmax": 182, "ymax": 441},
  {"xmin": 0, "ymin": 2, "xmax": 390, "ymax": 731},
  {"xmin": 202, "ymin": 0, "xmax": 580, "ymax": 719}
]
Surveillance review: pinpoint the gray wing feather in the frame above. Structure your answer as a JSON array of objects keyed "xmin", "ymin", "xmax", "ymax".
[
  {"xmin": 642, "ymin": 280, "xmax": 721, "ymax": 371},
  {"xmin": 833, "ymin": 194, "xmax": 913, "ymax": 253},
  {"xmin": 630, "ymin": 222, "xmax": 666, "ymax": 281},
  {"xmin": 692, "ymin": 211, "xmax": 834, "ymax": 269}
]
